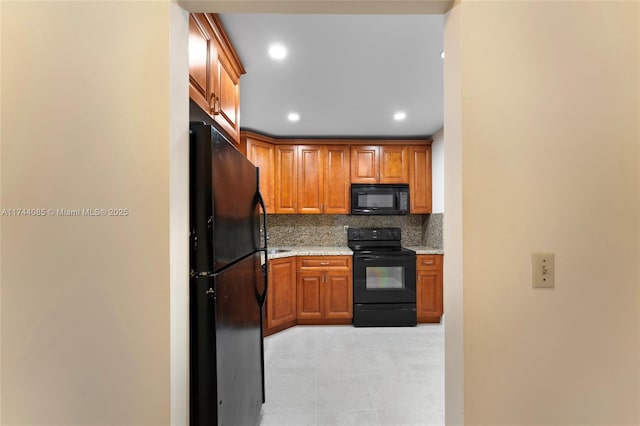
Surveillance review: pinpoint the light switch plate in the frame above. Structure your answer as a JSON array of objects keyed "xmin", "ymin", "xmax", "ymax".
[{"xmin": 532, "ymin": 252, "xmax": 555, "ymax": 288}]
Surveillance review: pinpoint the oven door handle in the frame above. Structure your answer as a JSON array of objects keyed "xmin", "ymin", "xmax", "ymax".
[
  {"xmin": 358, "ymin": 254, "xmax": 384, "ymax": 261},
  {"xmin": 357, "ymin": 254, "xmax": 405, "ymax": 263}
]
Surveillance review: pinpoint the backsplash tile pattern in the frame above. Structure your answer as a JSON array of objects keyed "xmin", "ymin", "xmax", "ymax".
[{"xmin": 267, "ymin": 214, "xmax": 442, "ymax": 247}]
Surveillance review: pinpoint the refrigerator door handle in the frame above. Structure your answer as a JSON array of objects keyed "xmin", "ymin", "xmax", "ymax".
[
  {"xmin": 256, "ymin": 191, "xmax": 269, "ymax": 306},
  {"xmin": 256, "ymin": 191, "xmax": 268, "ymax": 251}
]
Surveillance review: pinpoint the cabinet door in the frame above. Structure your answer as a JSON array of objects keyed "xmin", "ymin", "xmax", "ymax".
[
  {"xmin": 416, "ymin": 255, "xmax": 443, "ymax": 323},
  {"xmin": 297, "ymin": 146, "xmax": 324, "ymax": 214},
  {"xmin": 246, "ymin": 138, "xmax": 275, "ymax": 213},
  {"xmin": 324, "ymin": 145, "xmax": 350, "ymax": 214},
  {"xmin": 324, "ymin": 271, "xmax": 353, "ymax": 319},
  {"xmin": 214, "ymin": 49, "xmax": 241, "ymax": 143},
  {"xmin": 409, "ymin": 145, "xmax": 432, "ymax": 213},
  {"xmin": 189, "ymin": 14, "xmax": 244, "ymax": 145},
  {"xmin": 379, "ymin": 145, "xmax": 408, "ymax": 183},
  {"xmin": 350, "ymin": 146, "xmax": 379, "ymax": 183},
  {"xmin": 188, "ymin": 14, "xmax": 213, "ymax": 115},
  {"xmin": 275, "ymin": 146, "xmax": 297, "ymax": 214},
  {"xmin": 267, "ymin": 258, "xmax": 297, "ymax": 329},
  {"xmin": 296, "ymin": 271, "xmax": 323, "ymax": 320}
]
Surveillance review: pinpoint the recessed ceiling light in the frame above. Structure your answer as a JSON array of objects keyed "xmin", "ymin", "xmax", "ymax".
[
  {"xmin": 287, "ymin": 112, "xmax": 300, "ymax": 122},
  {"xmin": 440, "ymin": 50, "xmax": 445, "ymax": 59},
  {"xmin": 268, "ymin": 44, "xmax": 287, "ymax": 60},
  {"xmin": 393, "ymin": 112, "xmax": 406, "ymax": 121}
]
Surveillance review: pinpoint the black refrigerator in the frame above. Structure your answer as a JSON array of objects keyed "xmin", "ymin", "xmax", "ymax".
[{"xmin": 189, "ymin": 123, "xmax": 268, "ymax": 426}]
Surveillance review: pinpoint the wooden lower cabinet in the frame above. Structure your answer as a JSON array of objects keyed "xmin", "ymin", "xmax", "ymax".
[
  {"xmin": 265, "ymin": 257, "xmax": 297, "ymax": 335},
  {"xmin": 416, "ymin": 254, "xmax": 443, "ymax": 323},
  {"xmin": 324, "ymin": 271, "xmax": 352, "ymax": 319},
  {"xmin": 297, "ymin": 256, "xmax": 353, "ymax": 324},
  {"xmin": 265, "ymin": 255, "xmax": 353, "ymax": 335},
  {"xmin": 296, "ymin": 271, "xmax": 323, "ymax": 320}
]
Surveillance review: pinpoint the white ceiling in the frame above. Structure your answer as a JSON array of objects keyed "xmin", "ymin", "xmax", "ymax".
[{"xmin": 218, "ymin": 14, "xmax": 444, "ymax": 138}]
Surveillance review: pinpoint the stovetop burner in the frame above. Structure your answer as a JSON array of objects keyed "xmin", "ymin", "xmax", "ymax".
[{"xmin": 353, "ymin": 246, "xmax": 416, "ymax": 256}]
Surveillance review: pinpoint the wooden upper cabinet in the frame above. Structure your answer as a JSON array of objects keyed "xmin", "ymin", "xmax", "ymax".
[
  {"xmin": 245, "ymin": 136, "xmax": 275, "ymax": 213},
  {"xmin": 297, "ymin": 146, "xmax": 324, "ymax": 214},
  {"xmin": 409, "ymin": 145, "xmax": 433, "ymax": 213},
  {"xmin": 379, "ymin": 145, "xmax": 409, "ymax": 183},
  {"xmin": 351, "ymin": 146, "xmax": 379, "ymax": 183},
  {"xmin": 275, "ymin": 146, "xmax": 298, "ymax": 214},
  {"xmin": 351, "ymin": 145, "xmax": 408, "ymax": 184},
  {"xmin": 241, "ymin": 133, "xmax": 431, "ymax": 216},
  {"xmin": 212, "ymin": 36, "xmax": 241, "ymax": 143},
  {"xmin": 188, "ymin": 15, "xmax": 212, "ymax": 115},
  {"xmin": 188, "ymin": 13, "xmax": 245, "ymax": 145},
  {"xmin": 297, "ymin": 145, "xmax": 350, "ymax": 214},
  {"xmin": 323, "ymin": 146, "xmax": 350, "ymax": 214}
]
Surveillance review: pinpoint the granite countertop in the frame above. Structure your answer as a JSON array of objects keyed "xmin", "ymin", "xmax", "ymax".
[
  {"xmin": 407, "ymin": 246, "xmax": 444, "ymax": 255},
  {"xmin": 265, "ymin": 246, "xmax": 443, "ymax": 259},
  {"xmin": 266, "ymin": 246, "xmax": 353, "ymax": 259}
]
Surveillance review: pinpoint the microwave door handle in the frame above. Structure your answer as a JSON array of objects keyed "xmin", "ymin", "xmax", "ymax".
[{"xmin": 395, "ymin": 193, "xmax": 400, "ymax": 210}]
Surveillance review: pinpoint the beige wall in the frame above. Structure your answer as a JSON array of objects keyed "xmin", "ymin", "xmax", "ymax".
[
  {"xmin": 459, "ymin": 2, "xmax": 640, "ymax": 425},
  {"xmin": 1, "ymin": 2, "xmax": 172, "ymax": 424},
  {"xmin": 169, "ymin": 3, "xmax": 190, "ymax": 426},
  {"xmin": 443, "ymin": 5, "xmax": 464, "ymax": 424},
  {"xmin": 431, "ymin": 127, "xmax": 445, "ymax": 213}
]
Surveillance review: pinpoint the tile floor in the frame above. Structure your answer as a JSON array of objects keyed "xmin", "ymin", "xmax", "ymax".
[{"xmin": 260, "ymin": 323, "xmax": 444, "ymax": 426}]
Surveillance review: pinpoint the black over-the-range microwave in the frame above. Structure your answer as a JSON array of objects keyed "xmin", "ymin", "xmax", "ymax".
[{"xmin": 350, "ymin": 184, "xmax": 410, "ymax": 215}]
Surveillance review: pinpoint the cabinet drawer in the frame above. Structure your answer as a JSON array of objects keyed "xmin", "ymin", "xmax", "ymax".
[
  {"xmin": 298, "ymin": 256, "xmax": 351, "ymax": 270},
  {"xmin": 417, "ymin": 254, "xmax": 443, "ymax": 270}
]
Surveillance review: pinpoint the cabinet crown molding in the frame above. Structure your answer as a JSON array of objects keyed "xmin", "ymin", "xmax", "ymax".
[
  {"xmin": 202, "ymin": 13, "xmax": 246, "ymax": 76},
  {"xmin": 240, "ymin": 130, "xmax": 432, "ymax": 146}
]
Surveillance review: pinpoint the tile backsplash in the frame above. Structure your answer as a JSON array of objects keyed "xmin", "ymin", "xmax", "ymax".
[
  {"xmin": 423, "ymin": 213, "xmax": 443, "ymax": 248},
  {"xmin": 267, "ymin": 213, "xmax": 443, "ymax": 248}
]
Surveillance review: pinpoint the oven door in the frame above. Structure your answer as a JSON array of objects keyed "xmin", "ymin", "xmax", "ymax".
[{"xmin": 353, "ymin": 251, "xmax": 416, "ymax": 304}]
